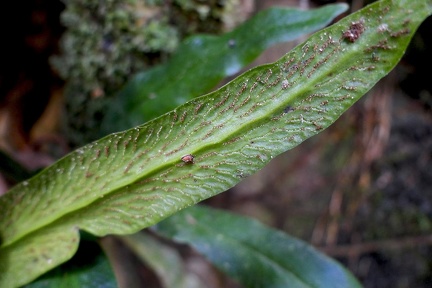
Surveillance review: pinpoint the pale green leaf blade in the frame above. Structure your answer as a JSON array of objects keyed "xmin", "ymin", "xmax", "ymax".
[
  {"xmin": 0, "ymin": 225, "xmax": 79, "ymax": 288},
  {"xmin": 1, "ymin": 0, "xmax": 431, "ymax": 287},
  {"xmin": 62, "ymin": 0, "xmax": 432, "ymax": 237},
  {"xmin": 102, "ymin": 4, "xmax": 348, "ymax": 134},
  {"xmin": 156, "ymin": 206, "xmax": 362, "ymax": 288},
  {"xmin": 24, "ymin": 236, "xmax": 116, "ymax": 288}
]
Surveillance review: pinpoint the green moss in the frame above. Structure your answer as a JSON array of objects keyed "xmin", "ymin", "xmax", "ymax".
[{"xmin": 53, "ymin": 0, "xmax": 236, "ymax": 146}]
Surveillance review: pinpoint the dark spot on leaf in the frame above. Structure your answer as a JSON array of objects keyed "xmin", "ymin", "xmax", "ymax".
[
  {"xmin": 313, "ymin": 122, "xmax": 323, "ymax": 130},
  {"xmin": 343, "ymin": 19, "xmax": 365, "ymax": 42},
  {"xmin": 284, "ymin": 106, "xmax": 295, "ymax": 113}
]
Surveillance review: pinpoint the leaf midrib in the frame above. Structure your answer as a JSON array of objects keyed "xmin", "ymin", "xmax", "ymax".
[{"xmin": 2, "ymin": 24, "xmax": 363, "ymax": 248}]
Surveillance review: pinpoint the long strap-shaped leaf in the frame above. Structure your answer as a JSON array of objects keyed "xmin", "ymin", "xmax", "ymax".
[
  {"xmin": 102, "ymin": 4, "xmax": 348, "ymax": 134},
  {"xmin": 1, "ymin": 0, "xmax": 431, "ymax": 287}
]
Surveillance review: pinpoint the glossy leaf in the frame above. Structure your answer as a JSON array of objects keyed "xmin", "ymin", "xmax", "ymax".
[
  {"xmin": 101, "ymin": 4, "xmax": 348, "ymax": 134},
  {"xmin": 24, "ymin": 236, "xmax": 116, "ymax": 288},
  {"xmin": 1, "ymin": 0, "xmax": 431, "ymax": 287},
  {"xmin": 156, "ymin": 205, "xmax": 362, "ymax": 288}
]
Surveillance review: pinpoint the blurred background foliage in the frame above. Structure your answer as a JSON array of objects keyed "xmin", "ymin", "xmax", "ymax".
[
  {"xmin": 0, "ymin": 0, "xmax": 431, "ymax": 287},
  {"xmin": 52, "ymin": 0, "xmax": 250, "ymax": 146}
]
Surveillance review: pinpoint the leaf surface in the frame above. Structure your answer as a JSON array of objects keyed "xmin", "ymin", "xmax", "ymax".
[
  {"xmin": 101, "ymin": 4, "xmax": 348, "ymax": 134},
  {"xmin": 156, "ymin": 206, "xmax": 362, "ymax": 288},
  {"xmin": 1, "ymin": 0, "xmax": 431, "ymax": 286},
  {"xmin": 24, "ymin": 236, "xmax": 116, "ymax": 288}
]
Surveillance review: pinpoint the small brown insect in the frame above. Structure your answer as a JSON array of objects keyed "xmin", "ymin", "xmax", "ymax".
[
  {"xmin": 181, "ymin": 154, "xmax": 195, "ymax": 164},
  {"xmin": 343, "ymin": 19, "xmax": 365, "ymax": 42}
]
